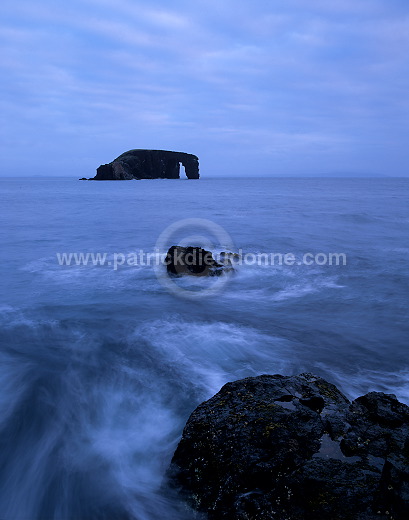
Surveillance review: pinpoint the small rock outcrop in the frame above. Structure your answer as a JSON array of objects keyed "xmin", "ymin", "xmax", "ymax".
[
  {"xmin": 165, "ymin": 246, "xmax": 233, "ymax": 277},
  {"xmin": 91, "ymin": 149, "xmax": 199, "ymax": 180},
  {"xmin": 169, "ymin": 373, "xmax": 409, "ymax": 520}
]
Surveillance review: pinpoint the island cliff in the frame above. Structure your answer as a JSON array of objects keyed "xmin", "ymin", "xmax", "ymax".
[{"xmin": 91, "ymin": 149, "xmax": 199, "ymax": 180}]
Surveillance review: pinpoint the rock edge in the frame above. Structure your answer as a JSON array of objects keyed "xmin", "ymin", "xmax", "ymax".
[{"xmin": 169, "ymin": 373, "xmax": 409, "ymax": 520}]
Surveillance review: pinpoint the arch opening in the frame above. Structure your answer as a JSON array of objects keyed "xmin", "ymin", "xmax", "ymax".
[{"xmin": 179, "ymin": 162, "xmax": 187, "ymax": 179}]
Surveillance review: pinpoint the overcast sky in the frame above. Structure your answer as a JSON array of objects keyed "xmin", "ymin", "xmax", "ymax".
[{"xmin": 1, "ymin": 0, "xmax": 408, "ymax": 177}]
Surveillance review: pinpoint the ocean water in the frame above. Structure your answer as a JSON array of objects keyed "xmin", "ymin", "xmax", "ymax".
[{"xmin": 0, "ymin": 176, "xmax": 408, "ymax": 519}]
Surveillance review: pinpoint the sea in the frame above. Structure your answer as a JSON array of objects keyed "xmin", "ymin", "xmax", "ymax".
[{"xmin": 0, "ymin": 176, "xmax": 408, "ymax": 519}]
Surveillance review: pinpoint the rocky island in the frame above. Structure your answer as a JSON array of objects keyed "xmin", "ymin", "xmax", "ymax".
[{"xmin": 85, "ymin": 149, "xmax": 199, "ymax": 180}]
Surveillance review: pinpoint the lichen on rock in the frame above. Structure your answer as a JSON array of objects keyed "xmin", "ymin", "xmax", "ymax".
[{"xmin": 168, "ymin": 373, "xmax": 409, "ymax": 520}]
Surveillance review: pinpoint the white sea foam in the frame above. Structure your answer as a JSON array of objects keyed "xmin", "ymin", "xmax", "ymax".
[
  {"xmin": 0, "ymin": 177, "xmax": 408, "ymax": 519},
  {"xmin": 130, "ymin": 318, "xmax": 294, "ymax": 396}
]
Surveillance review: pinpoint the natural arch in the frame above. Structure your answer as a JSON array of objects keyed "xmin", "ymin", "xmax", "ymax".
[{"xmin": 92, "ymin": 149, "xmax": 199, "ymax": 180}]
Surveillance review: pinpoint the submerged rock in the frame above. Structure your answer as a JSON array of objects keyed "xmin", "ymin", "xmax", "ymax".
[
  {"xmin": 165, "ymin": 246, "xmax": 234, "ymax": 277},
  {"xmin": 168, "ymin": 373, "xmax": 409, "ymax": 519},
  {"xmin": 91, "ymin": 149, "xmax": 199, "ymax": 180}
]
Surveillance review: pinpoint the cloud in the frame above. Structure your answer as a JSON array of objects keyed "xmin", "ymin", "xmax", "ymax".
[{"xmin": 0, "ymin": 0, "xmax": 408, "ymax": 176}]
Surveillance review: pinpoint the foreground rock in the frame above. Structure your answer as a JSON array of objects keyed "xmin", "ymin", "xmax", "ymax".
[
  {"xmin": 165, "ymin": 246, "xmax": 234, "ymax": 277},
  {"xmin": 169, "ymin": 373, "xmax": 409, "ymax": 520},
  {"xmin": 91, "ymin": 149, "xmax": 199, "ymax": 180}
]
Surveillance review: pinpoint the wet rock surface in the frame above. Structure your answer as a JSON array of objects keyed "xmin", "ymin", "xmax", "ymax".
[
  {"xmin": 169, "ymin": 373, "xmax": 409, "ymax": 519},
  {"xmin": 165, "ymin": 246, "xmax": 234, "ymax": 277}
]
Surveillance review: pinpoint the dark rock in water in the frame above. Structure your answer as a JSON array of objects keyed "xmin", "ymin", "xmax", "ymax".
[
  {"xmin": 79, "ymin": 177, "xmax": 88, "ymax": 180},
  {"xmin": 168, "ymin": 373, "xmax": 409, "ymax": 520},
  {"xmin": 165, "ymin": 246, "xmax": 233, "ymax": 277},
  {"xmin": 219, "ymin": 251, "xmax": 241, "ymax": 266},
  {"xmin": 92, "ymin": 149, "xmax": 199, "ymax": 180},
  {"xmin": 220, "ymin": 251, "xmax": 241, "ymax": 260}
]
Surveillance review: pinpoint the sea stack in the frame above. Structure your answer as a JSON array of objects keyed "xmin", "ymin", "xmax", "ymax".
[{"xmin": 91, "ymin": 149, "xmax": 199, "ymax": 180}]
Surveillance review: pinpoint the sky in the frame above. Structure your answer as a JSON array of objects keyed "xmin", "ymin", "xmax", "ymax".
[{"xmin": 1, "ymin": 0, "xmax": 409, "ymax": 177}]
